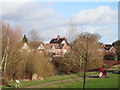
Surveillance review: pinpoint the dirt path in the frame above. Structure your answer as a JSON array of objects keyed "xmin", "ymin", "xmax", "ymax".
[{"xmin": 25, "ymin": 77, "xmax": 82, "ymax": 88}]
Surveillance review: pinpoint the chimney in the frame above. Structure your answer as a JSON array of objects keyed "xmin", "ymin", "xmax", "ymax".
[
  {"xmin": 63, "ymin": 37, "xmax": 66, "ymax": 39},
  {"xmin": 57, "ymin": 35, "xmax": 60, "ymax": 40}
]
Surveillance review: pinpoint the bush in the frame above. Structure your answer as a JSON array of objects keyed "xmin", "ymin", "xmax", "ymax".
[{"xmin": 26, "ymin": 52, "xmax": 55, "ymax": 79}]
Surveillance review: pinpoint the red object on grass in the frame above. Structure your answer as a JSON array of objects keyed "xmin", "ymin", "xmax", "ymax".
[
  {"xmin": 99, "ymin": 68, "xmax": 105, "ymax": 72},
  {"xmin": 101, "ymin": 75, "xmax": 105, "ymax": 78}
]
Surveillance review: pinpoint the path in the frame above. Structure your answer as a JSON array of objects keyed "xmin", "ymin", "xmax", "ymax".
[{"xmin": 25, "ymin": 77, "xmax": 82, "ymax": 88}]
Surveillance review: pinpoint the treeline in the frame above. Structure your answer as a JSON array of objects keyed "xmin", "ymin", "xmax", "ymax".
[{"xmin": 1, "ymin": 22, "xmax": 55, "ymax": 82}]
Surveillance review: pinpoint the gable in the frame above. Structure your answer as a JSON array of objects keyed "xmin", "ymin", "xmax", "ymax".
[
  {"xmin": 21, "ymin": 43, "xmax": 29, "ymax": 50},
  {"xmin": 52, "ymin": 46, "xmax": 56, "ymax": 49},
  {"xmin": 38, "ymin": 43, "xmax": 45, "ymax": 50},
  {"xmin": 62, "ymin": 44, "xmax": 68, "ymax": 50},
  {"xmin": 109, "ymin": 46, "xmax": 116, "ymax": 52}
]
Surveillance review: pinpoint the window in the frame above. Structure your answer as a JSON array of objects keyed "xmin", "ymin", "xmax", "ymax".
[{"xmin": 58, "ymin": 49, "xmax": 61, "ymax": 53}]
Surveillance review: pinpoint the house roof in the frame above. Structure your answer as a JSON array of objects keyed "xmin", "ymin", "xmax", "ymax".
[
  {"xmin": 45, "ymin": 44, "xmax": 64, "ymax": 49},
  {"xmin": 104, "ymin": 44, "xmax": 113, "ymax": 50},
  {"xmin": 49, "ymin": 35, "xmax": 69, "ymax": 44},
  {"xmin": 50, "ymin": 38, "xmax": 66, "ymax": 44}
]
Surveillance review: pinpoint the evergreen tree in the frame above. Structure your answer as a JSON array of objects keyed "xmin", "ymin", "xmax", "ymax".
[{"xmin": 22, "ymin": 35, "xmax": 28, "ymax": 43}]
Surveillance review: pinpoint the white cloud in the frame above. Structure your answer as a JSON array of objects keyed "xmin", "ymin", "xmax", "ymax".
[
  {"xmin": 78, "ymin": 26, "xmax": 118, "ymax": 43},
  {"xmin": 82, "ymin": 26, "xmax": 112, "ymax": 35},
  {"xmin": 1, "ymin": 1, "xmax": 67, "ymax": 30},
  {"xmin": 1, "ymin": 3, "xmax": 117, "ymax": 43},
  {"xmin": 0, "ymin": 0, "xmax": 36, "ymax": 16},
  {"xmin": 71, "ymin": 6, "xmax": 117, "ymax": 25}
]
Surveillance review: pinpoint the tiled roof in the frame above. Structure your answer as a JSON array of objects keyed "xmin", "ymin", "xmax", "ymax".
[
  {"xmin": 104, "ymin": 44, "xmax": 113, "ymax": 50},
  {"xmin": 50, "ymin": 38, "xmax": 65, "ymax": 44},
  {"xmin": 45, "ymin": 43, "xmax": 64, "ymax": 49}
]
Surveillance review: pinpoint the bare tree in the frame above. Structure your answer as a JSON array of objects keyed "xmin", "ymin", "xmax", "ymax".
[
  {"xmin": 28, "ymin": 29, "xmax": 42, "ymax": 42},
  {"xmin": 1, "ymin": 22, "xmax": 55, "ymax": 82},
  {"xmin": 52, "ymin": 32, "xmax": 104, "ymax": 88},
  {"xmin": 1, "ymin": 22, "xmax": 23, "ymax": 82},
  {"xmin": 0, "ymin": 22, "xmax": 2, "ymax": 70},
  {"xmin": 69, "ymin": 32, "xmax": 104, "ymax": 89},
  {"xmin": 67, "ymin": 25, "xmax": 78, "ymax": 43}
]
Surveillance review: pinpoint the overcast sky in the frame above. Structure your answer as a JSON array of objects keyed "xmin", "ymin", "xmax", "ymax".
[{"xmin": 0, "ymin": 0, "xmax": 118, "ymax": 44}]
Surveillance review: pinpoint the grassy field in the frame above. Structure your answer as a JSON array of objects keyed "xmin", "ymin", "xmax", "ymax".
[
  {"xmin": 9, "ymin": 73, "xmax": 79, "ymax": 88},
  {"xmin": 8, "ymin": 72, "xmax": 96, "ymax": 88},
  {"xmin": 3, "ymin": 71, "xmax": 119, "ymax": 88},
  {"xmin": 36, "ymin": 73, "xmax": 118, "ymax": 88}
]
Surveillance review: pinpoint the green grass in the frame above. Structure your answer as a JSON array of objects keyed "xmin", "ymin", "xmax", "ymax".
[
  {"xmin": 3, "ymin": 72, "xmax": 119, "ymax": 88},
  {"xmin": 7, "ymin": 73, "xmax": 80, "ymax": 88},
  {"xmin": 37, "ymin": 73, "xmax": 119, "ymax": 88},
  {"xmin": 4, "ymin": 72, "xmax": 97, "ymax": 88},
  {"xmin": 72, "ymin": 73, "xmax": 118, "ymax": 88}
]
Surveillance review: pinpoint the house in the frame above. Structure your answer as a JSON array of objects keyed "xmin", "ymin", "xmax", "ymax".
[
  {"xmin": 98, "ymin": 43, "xmax": 116, "ymax": 54},
  {"xmin": 102, "ymin": 44, "xmax": 117, "ymax": 60},
  {"xmin": 103, "ymin": 44, "xmax": 116, "ymax": 55},
  {"xmin": 26, "ymin": 41, "xmax": 47, "ymax": 55},
  {"xmin": 20, "ymin": 35, "xmax": 70, "ymax": 57},
  {"xmin": 20, "ymin": 41, "xmax": 45, "ymax": 55},
  {"xmin": 97, "ymin": 43, "xmax": 117, "ymax": 60},
  {"xmin": 46, "ymin": 35, "xmax": 70, "ymax": 57},
  {"xmin": 45, "ymin": 43, "xmax": 69, "ymax": 57},
  {"xmin": 37, "ymin": 43, "xmax": 46, "ymax": 55},
  {"xmin": 21, "ymin": 42, "xmax": 31, "ymax": 53}
]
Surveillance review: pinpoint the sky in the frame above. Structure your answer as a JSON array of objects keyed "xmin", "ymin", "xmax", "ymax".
[{"xmin": 0, "ymin": 0, "xmax": 119, "ymax": 44}]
